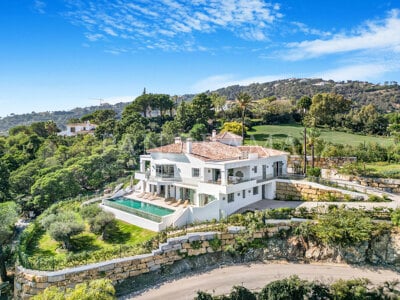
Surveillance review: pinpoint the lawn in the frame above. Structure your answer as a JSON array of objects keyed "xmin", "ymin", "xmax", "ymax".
[
  {"xmin": 25, "ymin": 219, "xmax": 157, "ymax": 270},
  {"xmin": 364, "ymin": 162, "xmax": 400, "ymax": 178},
  {"xmin": 246, "ymin": 124, "xmax": 394, "ymax": 147}
]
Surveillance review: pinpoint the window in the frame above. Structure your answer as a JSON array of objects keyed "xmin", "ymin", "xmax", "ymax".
[
  {"xmin": 156, "ymin": 165, "xmax": 174, "ymax": 178},
  {"xmin": 192, "ymin": 168, "xmax": 200, "ymax": 177},
  {"xmin": 228, "ymin": 193, "xmax": 234, "ymax": 203},
  {"xmin": 242, "ymin": 190, "xmax": 246, "ymax": 198},
  {"xmin": 253, "ymin": 186, "xmax": 259, "ymax": 195},
  {"xmin": 253, "ymin": 166, "xmax": 257, "ymax": 173}
]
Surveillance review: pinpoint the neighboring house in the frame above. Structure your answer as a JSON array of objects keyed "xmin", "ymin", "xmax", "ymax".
[
  {"xmin": 134, "ymin": 136, "xmax": 288, "ymax": 225},
  {"xmin": 210, "ymin": 129, "xmax": 243, "ymax": 146},
  {"xmin": 58, "ymin": 121, "xmax": 97, "ymax": 137}
]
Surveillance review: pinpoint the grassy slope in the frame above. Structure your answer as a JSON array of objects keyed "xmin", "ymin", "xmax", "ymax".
[
  {"xmin": 246, "ymin": 124, "xmax": 394, "ymax": 147},
  {"xmin": 26, "ymin": 220, "xmax": 156, "ymax": 262}
]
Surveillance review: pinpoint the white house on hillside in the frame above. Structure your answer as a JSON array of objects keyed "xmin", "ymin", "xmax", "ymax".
[
  {"xmin": 134, "ymin": 136, "xmax": 288, "ymax": 223},
  {"xmin": 58, "ymin": 121, "xmax": 97, "ymax": 137}
]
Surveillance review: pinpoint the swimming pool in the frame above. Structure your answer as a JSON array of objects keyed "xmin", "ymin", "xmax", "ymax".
[{"xmin": 103, "ymin": 197, "xmax": 174, "ymax": 222}]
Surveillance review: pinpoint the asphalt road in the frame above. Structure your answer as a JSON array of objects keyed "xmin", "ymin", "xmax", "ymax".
[{"xmin": 122, "ymin": 262, "xmax": 400, "ymax": 300}]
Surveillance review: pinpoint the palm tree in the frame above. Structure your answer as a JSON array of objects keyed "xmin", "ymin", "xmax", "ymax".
[
  {"xmin": 307, "ymin": 127, "xmax": 321, "ymax": 169},
  {"xmin": 236, "ymin": 92, "xmax": 252, "ymax": 144}
]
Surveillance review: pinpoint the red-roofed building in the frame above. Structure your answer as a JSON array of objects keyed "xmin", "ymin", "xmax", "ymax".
[{"xmin": 130, "ymin": 136, "xmax": 288, "ymax": 228}]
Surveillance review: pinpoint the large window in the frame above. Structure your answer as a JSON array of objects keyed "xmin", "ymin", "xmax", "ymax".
[
  {"xmin": 155, "ymin": 165, "xmax": 174, "ymax": 178},
  {"xmin": 253, "ymin": 186, "xmax": 259, "ymax": 195},
  {"xmin": 192, "ymin": 168, "xmax": 200, "ymax": 177},
  {"xmin": 228, "ymin": 193, "xmax": 234, "ymax": 203}
]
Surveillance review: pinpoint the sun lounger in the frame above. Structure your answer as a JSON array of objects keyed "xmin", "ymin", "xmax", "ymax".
[
  {"xmin": 136, "ymin": 192, "xmax": 145, "ymax": 198},
  {"xmin": 172, "ymin": 199, "xmax": 183, "ymax": 207},
  {"xmin": 182, "ymin": 199, "xmax": 190, "ymax": 208},
  {"xmin": 149, "ymin": 192, "xmax": 158, "ymax": 200},
  {"xmin": 143, "ymin": 192, "xmax": 152, "ymax": 199},
  {"xmin": 165, "ymin": 197, "xmax": 175, "ymax": 203}
]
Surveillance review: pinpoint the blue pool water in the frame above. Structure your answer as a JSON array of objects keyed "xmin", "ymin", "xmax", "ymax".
[{"xmin": 111, "ymin": 197, "xmax": 174, "ymax": 217}]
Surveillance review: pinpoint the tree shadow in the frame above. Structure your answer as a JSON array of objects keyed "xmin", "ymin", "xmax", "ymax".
[
  {"xmin": 271, "ymin": 133, "xmax": 289, "ymax": 138},
  {"xmin": 71, "ymin": 234, "xmax": 100, "ymax": 252},
  {"xmin": 105, "ymin": 222, "xmax": 131, "ymax": 244},
  {"xmin": 251, "ymin": 133, "xmax": 272, "ymax": 140}
]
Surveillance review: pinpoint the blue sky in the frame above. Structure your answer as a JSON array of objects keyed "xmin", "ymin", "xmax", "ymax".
[{"xmin": 1, "ymin": 0, "xmax": 400, "ymax": 117}]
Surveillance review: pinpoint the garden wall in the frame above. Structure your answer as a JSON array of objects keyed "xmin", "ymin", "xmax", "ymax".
[
  {"xmin": 323, "ymin": 171, "xmax": 400, "ymax": 194},
  {"xmin": 287, "ymin": 156, "xmax": 356, "ymax": 173},
  {"xmin": 275, "ymin": 180, "xmax": 366, "ymax": 201},
  {"xmin": 14, "ymin": 224, "xmax": 400, "ymax": 299}
]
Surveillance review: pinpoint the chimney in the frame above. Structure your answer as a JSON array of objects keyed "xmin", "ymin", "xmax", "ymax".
[
  {"xmin": 186, "ymin": 138, "xmax": 192, "ymax": 153},
  {"xmin": 211, "ymin": 129, "xmax": 217, "ymax": 141},
  {"xmin": 174, "ymin": 137, "xmax": 182, "ymax": 144}
]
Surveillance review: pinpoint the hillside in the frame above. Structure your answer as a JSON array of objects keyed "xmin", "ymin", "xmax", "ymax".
[
  {"xmin": 1, "ymin": 78, "xmax": 400, "ymax": 133},
  {"xmin": 0, "ymin": 102, "xmax": 129, "ymax": 133},
  {"xmin": 212, "ymin": 78, "xmax": 400, "ymax": 112}
]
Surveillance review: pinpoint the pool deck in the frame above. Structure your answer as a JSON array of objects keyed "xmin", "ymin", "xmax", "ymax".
[{"xmin": 125, "ymin": 192, "xmax": 191, "ymax": 210}]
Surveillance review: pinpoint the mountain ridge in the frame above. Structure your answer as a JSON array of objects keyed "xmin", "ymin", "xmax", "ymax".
[{"xmin": 1, "ymin": 78, "xmax": 399, "ymax": 132}]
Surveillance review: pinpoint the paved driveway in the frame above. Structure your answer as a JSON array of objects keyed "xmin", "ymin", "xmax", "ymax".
[{"xmin": 123, "ymin": 262, "xmax": 400, "ymax": 300}]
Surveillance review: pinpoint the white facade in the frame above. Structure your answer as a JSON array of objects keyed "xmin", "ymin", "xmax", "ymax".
[
  {"xmin": 58, "ymin": 121, "xmax": 97, "ymax": 137},
  {"xmin": 133, "ymin": 140, "xmax": 288, "ymax": 226}
]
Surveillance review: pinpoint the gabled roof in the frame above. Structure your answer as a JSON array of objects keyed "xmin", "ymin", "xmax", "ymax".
[{"xmin": 147, "ymin": 141, "xmax": 287, "ymax": 161}]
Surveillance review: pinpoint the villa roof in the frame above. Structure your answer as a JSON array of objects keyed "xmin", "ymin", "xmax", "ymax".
[
  {"xmin": 67, "ymin": 123, "xmax": 97, "ymax": 127},
  {"xmin": 214, "ymin": 131, "xmax": 242, "ymax": 140},
  {"xmin": 147, "ymin": 141, "xmax": 287, "ymax": 161}
]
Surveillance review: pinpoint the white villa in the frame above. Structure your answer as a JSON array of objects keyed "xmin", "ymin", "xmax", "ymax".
[
  {"xmin": 58, "ymin": 121, "xmax": 97, "ymax": 137},
  {"xmin": 102, "ymin": 132, "xmax": 288, "ymax": 231}
]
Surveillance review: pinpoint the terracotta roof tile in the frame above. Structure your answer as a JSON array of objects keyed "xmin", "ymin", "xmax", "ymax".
[{"xmin": 147, "ymin": 141, "xmax": 287, "ymax": 161}]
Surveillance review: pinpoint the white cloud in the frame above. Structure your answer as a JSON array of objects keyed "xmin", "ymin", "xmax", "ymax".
[
  {"xmin": 285, "ymin": 9, "xmax": 400, "ymax": 60},
  {"xmin": 33, "ymin": 0, "xmax": 46, "ymax": 14},
  {"xmin": 63, "ymin": 0, "xmax": 282, "ymax": 51},
  {"xmin": 191, "ymin": 74, "xmax": 288, "ymax": 92},
  {"xmin": 313, "ymin": 63, "xmax": 394, "ymax": 82},
  {"xmin": 291, "ymin": 21, "xmax": 331, "ymax": 37}
]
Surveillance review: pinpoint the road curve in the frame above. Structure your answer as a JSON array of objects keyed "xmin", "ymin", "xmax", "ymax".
[{"xmin": 121, "ymin": 262, "xmax": 400, "ymax": 300}]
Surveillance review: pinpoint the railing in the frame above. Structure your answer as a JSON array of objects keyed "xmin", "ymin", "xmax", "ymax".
[{"xmin": 103, "ymin": 199, "xmax": 162, "ymax": 223}]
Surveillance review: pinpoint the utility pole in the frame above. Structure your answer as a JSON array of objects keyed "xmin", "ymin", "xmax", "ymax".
[{"xmin": 303, "ymin": 127, "xmax": 307, "ymax": 175}]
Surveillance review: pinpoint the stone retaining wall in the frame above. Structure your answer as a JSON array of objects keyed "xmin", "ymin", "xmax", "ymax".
[
  {"xmin": 14, "ymin": 227, "xmax": 278, "ymax": 299},
  {"xmin": 14, "ymin": 224, "xmax": 400, "ymax": 299},
  {"xmin": 324, "ymin": 171, "xmax": 400, "ymax": 194},
  {"xmin": 288, "ymin": 156, "xmax": 357, "ymax": 172},
  {"xmin": 275, "ymin": 181, "xmax": 365, "ymax": 201}
]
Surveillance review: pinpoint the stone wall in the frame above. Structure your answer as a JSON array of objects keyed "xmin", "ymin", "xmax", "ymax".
[
  {"xmin": 275, "ymin": 180, "xmax": 365, "ymax": 201},
  {"xmin": 323, "ymin": 171, "xmax": 400, "ymax": 194},
  {"xmin": 287, "ymin": 156, "xmax": 357, "ymax": 173},
  {"xmin": 14, "ymin": 228, "xmax": 269, "ymax": 299},
  {"xmin": 14, "ymin": 225, "xmax": 400, "ymax": 300}
]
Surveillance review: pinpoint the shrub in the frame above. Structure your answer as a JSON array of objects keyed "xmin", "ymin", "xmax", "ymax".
[
  {"xmin": 80, "ymin": 204, "xmax": 102, "ymax": 219},
  {"xmin": 228, "ymin": 285, "xmax": 256, "ymax": 300},
  {"xmin": 258, "ymin": 275, "xmax": 311, "ymax": 300},
  {"xmin": 307, "ymin": 167, "xmax": 321, "ymax": 178},
  {"xmin": 209, "ymin": 238, "xmax": 222, "ymax": 251},
  {"xmin": 313, "ymin": 207, "xmax": 374, "ymax": 246},
  {"xmin": 194, "ymin": 291, "xmax": 213, "ymax": 300},
  {"xmin": 190, "ymin": 240, "xmax": 202, "ymax": 249},
  {"xmin": 32, "ymin": 279, "xmax": 115, "ymax": 300},
  {"xmin": 330, "ymin": 278, "xmax": 370, "ymax": 300},
  {"xmin": 391, "ymin": 209, "xmax": 400, "ymax": 226}
]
